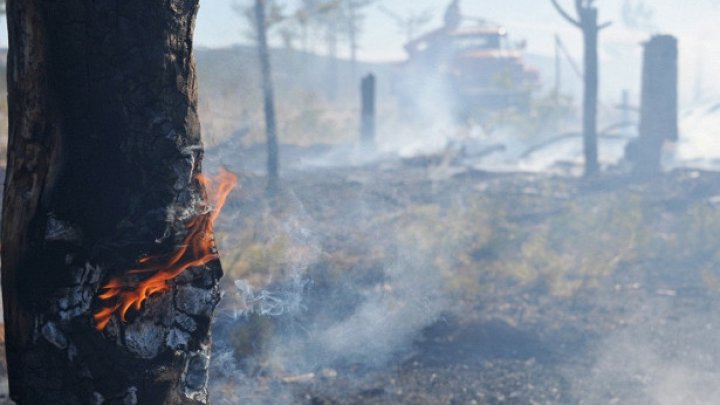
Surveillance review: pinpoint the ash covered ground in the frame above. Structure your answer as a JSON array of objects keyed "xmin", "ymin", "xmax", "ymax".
[
  {"xmin": 199, "ymin": 143, "xmax": 720, "ymax": 405},
  {"xmin": 0, "ymin": 142, "xmax": 719, "ymax": 404}
]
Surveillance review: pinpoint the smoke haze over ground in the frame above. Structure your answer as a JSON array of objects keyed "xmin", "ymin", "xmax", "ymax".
[{"xmin": 183, "ymin": 1, "xmax": 720, "ymax": 404}]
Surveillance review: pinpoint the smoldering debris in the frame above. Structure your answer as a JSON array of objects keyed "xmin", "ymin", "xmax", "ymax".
[
  {"xmin": 206, "ymin": 169, "xmax": 460, "ymax": 402},
  {"xmin": 198, "ymin": 162, "xmax": 720, "ymax": 404},
  {"xmin": 191, "ymin": 25, "xmax": 720, "ymax": 401},
  {"xmin": 267, "ymin": 254, "xmax": 449, "ymax": 373},
  {"xmin": 232, "ymin": 275, "xmax": 309, "ymax": 319},
  {"xmin": 210, "ymin": 236, "xmax": 451, "ymax": 402}
]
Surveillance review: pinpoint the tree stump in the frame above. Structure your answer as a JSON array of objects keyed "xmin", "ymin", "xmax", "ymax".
[{"xmin": 632, "ymin": 35, "xmax": 678, "ymax": 174}]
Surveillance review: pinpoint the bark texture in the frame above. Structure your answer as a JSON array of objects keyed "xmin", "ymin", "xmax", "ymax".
[{"xmin": 2, "ymin": 1, "xmax": 221, "ymax": 403}]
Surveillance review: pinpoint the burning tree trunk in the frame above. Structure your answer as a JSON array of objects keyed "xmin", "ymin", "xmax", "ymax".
[
  {"xmin": 255, "ymin": 0, "xmax": 280, "ymax": 192},
  {"xmin": 550, "ymin": 0, "xmax": 611, "ymax": 177},
  {"xmin": 2, "ymin": 1, "xmax": 235, "ymax": 403}
]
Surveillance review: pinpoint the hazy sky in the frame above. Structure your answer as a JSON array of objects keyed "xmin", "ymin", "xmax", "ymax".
[
  {"xmin": 196, "ymin": 0, "xmax": 720, "ymax": 56},
  {"xmin": 196, "ymin": 0, "xmax": 720, "ymax": 104},
  {"xmin": 0, "ymin": 1, "xmax": 714, "ymax": 104}
]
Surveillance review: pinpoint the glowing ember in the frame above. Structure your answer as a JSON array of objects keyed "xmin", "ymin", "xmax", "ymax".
[{"xmin": 94, "ymin": 168, "xmax": 238, "ymax": 330}]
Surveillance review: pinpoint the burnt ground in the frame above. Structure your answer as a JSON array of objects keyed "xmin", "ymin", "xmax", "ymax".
[
  {"xmin": 207, "ymin": 146, "xmax": 720, "ymax": 405},
  {"xmin": 3, "ymin": 146, "xmax": 720, "ymax": 404}
]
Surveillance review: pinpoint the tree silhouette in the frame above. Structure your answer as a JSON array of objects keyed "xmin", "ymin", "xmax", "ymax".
[
  {"xmin": 343, "ymin": 0, "xmax": 377, "ymax": 84},
  {"xmin": 254, "ymin": 0, "xmax": 281, "ymax": 192},
  {"xmin": 550, "ymin": 0, "xmax": 611, "ymax": 176}
]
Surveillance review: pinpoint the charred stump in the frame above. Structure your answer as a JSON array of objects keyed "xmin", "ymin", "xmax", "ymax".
[
  {"xmin": 360, "ymin": 73, "xmax": 377, "ymax": 146},
  {"xmin": 2, "ymin": 1, "xmax": 230, "ymax": 403},
  {"xmin": 630, "ymin": 35, "xmax": 678, "ymax": 174}
]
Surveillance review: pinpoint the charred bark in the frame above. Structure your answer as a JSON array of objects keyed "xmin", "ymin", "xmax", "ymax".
[
  {"xmin": 255, "ymin": 0, "xmax": 280, "ymax": 192},
  {"xmin": 2, "ymin": 1, "xmax": 224, "ymax": 403}
]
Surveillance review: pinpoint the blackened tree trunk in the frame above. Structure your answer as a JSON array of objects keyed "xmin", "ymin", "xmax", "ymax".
[
  {"xmin": 550, "ymin": 0, "xmax": 610, "ymax": 177},
  {"xmin": 632, "ymin": 35, "xmax": 678, "ymax": 174},
  {"xmin": 255, "ymin": 0, "xmax": 280, "ymax": 192},
  {"xmin": 2, "ymin": 1, "xmax": 226, "ymax": 403}
]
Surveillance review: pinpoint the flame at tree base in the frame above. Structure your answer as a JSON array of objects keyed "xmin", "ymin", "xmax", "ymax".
[{"xmin": 94, "ymin": 168, "xmax": 238, "ymax": 331}]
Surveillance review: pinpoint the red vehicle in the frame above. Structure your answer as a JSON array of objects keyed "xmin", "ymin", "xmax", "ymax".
[{"xmin": 401, "ymin": 1, "xmax": 539, "ymax": 118}]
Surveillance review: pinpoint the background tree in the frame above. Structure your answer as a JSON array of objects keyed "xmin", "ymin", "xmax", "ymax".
[
  {"xmin": 294, "ymin": 0, "xmax": 338, "ymax": 55},
  {"xmin": 294, "ymin": 1, "xmax": 314, "ymax": 54},
  {"xmin": 291, "ymin": 0, "xmax": 340, "ymax": 87},
  {"xmin": 550, "ymin": 0, "xmax": 611, "ymax": 176},
  {"xmin": 0, "ymin": 0, "xmax": 5, "ymax": 44},
  {"xmin": 1, "ymin": 0, "xmax": 230, "ymax": 402},
  {"xmin": 621, "ymin": 0, "xmax": 655, "ymax": 31},
  {"xmin": 378, "ymin": 5, "xmax": 435, "ymax": 43},
  {"xmin": 323, "ymin": 3, "xmax": 342, "ymax": 99},
  {"xmin": 235, "ymin": 0, "xmax": 286, "ymax": 40},
  {"xmin": 234, "ymin": 0, "xmax": 283, "ymax": 190},
  {"xmin": 342, "ymin": 0, "xmax": 377, "ymax": 84},
  {"xmin": 254, "ymin": 0, "xmax": 281, "ymax": 191}
]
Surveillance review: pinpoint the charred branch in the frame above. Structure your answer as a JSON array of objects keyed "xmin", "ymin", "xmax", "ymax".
[{"xmin": 550, "ymin": 0, "xmax": 581, "ymax": 27}]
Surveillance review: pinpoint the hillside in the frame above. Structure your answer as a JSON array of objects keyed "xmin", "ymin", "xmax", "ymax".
[{"xmin": 195, "ymin": 46, "xmax": 399, "ymax": 148}]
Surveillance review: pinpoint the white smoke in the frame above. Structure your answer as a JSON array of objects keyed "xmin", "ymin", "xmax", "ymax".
[
  {"xmin": 567, "ymin": 297, "xmax": 720, "ymax": 405},
  {"xmin": 266, "ymin": 253, "xmax": 448, "ymax": 372}
]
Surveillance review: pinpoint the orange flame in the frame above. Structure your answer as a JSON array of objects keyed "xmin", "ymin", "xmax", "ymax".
[{"xmin": 94, "ymin": 168, "xmax": 238, "ymax": 330}]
